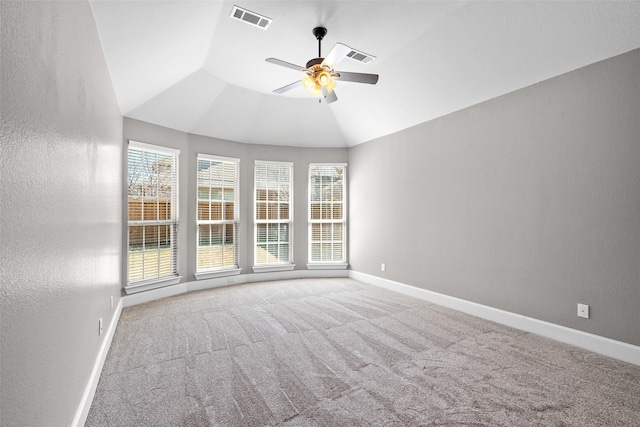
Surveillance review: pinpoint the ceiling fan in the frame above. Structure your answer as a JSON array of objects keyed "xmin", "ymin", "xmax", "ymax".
[{"xmin": 265, "ymin": 27, "xmax": 379, "ymax": 103}]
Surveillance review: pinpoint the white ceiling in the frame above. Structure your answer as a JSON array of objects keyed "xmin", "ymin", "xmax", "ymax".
[{"xmin": 89, "ymin": 1, "xmax": 640, "ymax": 148}]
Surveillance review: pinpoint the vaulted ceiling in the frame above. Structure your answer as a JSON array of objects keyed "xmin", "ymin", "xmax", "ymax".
[{"xmin": 89, "ymin": 1, "xmax": 640, "ymax": 148}]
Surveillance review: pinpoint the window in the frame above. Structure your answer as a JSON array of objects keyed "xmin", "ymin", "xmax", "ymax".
[
  {"xmin": 308, "ymin": 164, "xmax": 347, "ymax": 267},
  {"xmin": 196, "ymin": 155, "xmax": 240, "ymax": 278},
  {"xmin": 127, "ymin": 141, "xmax": 180, "ymax": 291},
  {"xmin": 254, "ymin": 161, "xmax": 294, "ymax": 270}
]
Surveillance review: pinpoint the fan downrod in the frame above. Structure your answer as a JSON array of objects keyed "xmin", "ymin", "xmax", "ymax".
[{"xmin": 312, "ymin": 26, "xmax": 327, "ymax": 58}]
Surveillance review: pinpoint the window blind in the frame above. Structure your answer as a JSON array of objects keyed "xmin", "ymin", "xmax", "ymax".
[
  {"xmin": 197, "ymin": 154, "xmax": 240, "ymax": 272},
  {"xmin": 127, "ymin": 141, "xmax": 179, "ymax": 284},
  {"xmin": 309, "ymin": 164, "xmax": 346, "ymax": 263},
  {"xmin": 254, "ymin": 161, "xmax": 293, "ymax": 265}
]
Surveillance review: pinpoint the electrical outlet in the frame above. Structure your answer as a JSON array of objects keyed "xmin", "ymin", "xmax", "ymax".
[
  {"xmin": 227, "ymin": 277, "xmax": 235, "ymax": 284},
  {"xmin": 577, "ymin": 303, "xmax": 590, "ymax": 319},
  {"xmin": 99, "ymin": 318, "xmax": 103, "ymax": 336},
  {"xmin": 381, "ymin": 263, "xmax": 386, "ymax": 272}
]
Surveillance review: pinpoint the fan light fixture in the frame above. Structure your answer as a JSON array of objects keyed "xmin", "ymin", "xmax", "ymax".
[{"xmin": 302, "ymin": 66, "xmax": 337, "ymax": 96}]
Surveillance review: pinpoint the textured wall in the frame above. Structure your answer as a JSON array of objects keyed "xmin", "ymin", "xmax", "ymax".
[
  {"xmin": 0, "ymin": 1, "xmax": 123, "ymax": 425},
  {"xmin": 349, "ymin": 49, "xmax": 640, "ymax": 346},
  {"xmin": 123, "ymin": 118, "xmax": 349, "ymax": 281}
]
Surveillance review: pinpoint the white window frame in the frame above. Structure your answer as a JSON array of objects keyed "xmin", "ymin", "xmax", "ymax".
[
  {"xmin": 307, "ymin": 163, "xmax": 348, "ymax": 269},
  {"xmin": 194, "ymin": 154, "xmax": 241, "ymax": 280},
  {"xmin": 126, "ymin": 140, "xmax": 181, "ymax": 294},
  {"xmin": 253, "ymin": 160, "xmax": 295, "ymax": 273}
]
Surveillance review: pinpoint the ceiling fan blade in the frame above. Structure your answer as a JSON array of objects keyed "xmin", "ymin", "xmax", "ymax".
[
  {"xmin": 321, "ymin": 43, "xmax": 351, "ymax": 70},
  {"xmin": 273, "ymin": 80, "xmax": 301, "ymax": 94},
  {"xmin": 321, "ymin": 86, "xmax": 338, "ymax": 104},
  {"xmin": 334, "ymin": 71, "xmax": 379, "ymax": 85},
  {"xmin": 265, "ymin": 58, "xmax": 306, "ymax": 72}
]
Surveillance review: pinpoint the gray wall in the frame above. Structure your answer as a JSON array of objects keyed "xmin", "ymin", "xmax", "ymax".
[
  {"xmin": 349, "ymin": 48, "xmax": 640, "ymax": 346},
  {"xmin": 1, "ymin": 2, "xmax": 123, "ymax": 425},
  {"xmin": 123, "ymin": 118, "xmax": 348, "ymax": 282}
]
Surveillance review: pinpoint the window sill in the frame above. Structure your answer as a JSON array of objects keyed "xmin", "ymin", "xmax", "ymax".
[
  {"xmin": 194, "ymin": 268, "xmax": 242, "ymax": 281},
  {"xmin": 252, "ymin": 264, "xmax": 296, "ymax": 273},
  {"xmin": 306, "ymin": 263, "xmax": 349, "ymax": 270},
  {"xmin": 124, "ymin": 276, "xmax": 182, "ymax": 295}
]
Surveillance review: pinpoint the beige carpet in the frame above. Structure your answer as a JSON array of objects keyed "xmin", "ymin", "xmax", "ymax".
[{"xmin": 87, "ymin": 278, "xmax": 640, "ymax": 426}]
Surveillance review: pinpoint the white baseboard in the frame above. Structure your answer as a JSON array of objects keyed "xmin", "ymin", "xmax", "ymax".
[
  {"xmin": 350, "ymin": 271, "xmax": 640, "ymax": 367},
  {"xmin": 123, "ymin": 269, "xmax": 349, "ymax": 307},
  {"xmin": 72, "ymin": 298, "xmax": 124, "ymax": 427}
]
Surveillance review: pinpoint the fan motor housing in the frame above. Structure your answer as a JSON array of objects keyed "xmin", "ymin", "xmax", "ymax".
[{"xmin": 305, "ymin": 58, "xmax": 323, "ymax": 69}]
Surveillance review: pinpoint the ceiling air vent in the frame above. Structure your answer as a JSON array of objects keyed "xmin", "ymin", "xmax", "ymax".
[
  {"xmin": 230, "ymin": 5, "xmax": 272, "ymax": 30},
  {"xmin": 347, "ymin": 49, "xmax": 376, "ymax": 64}
]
